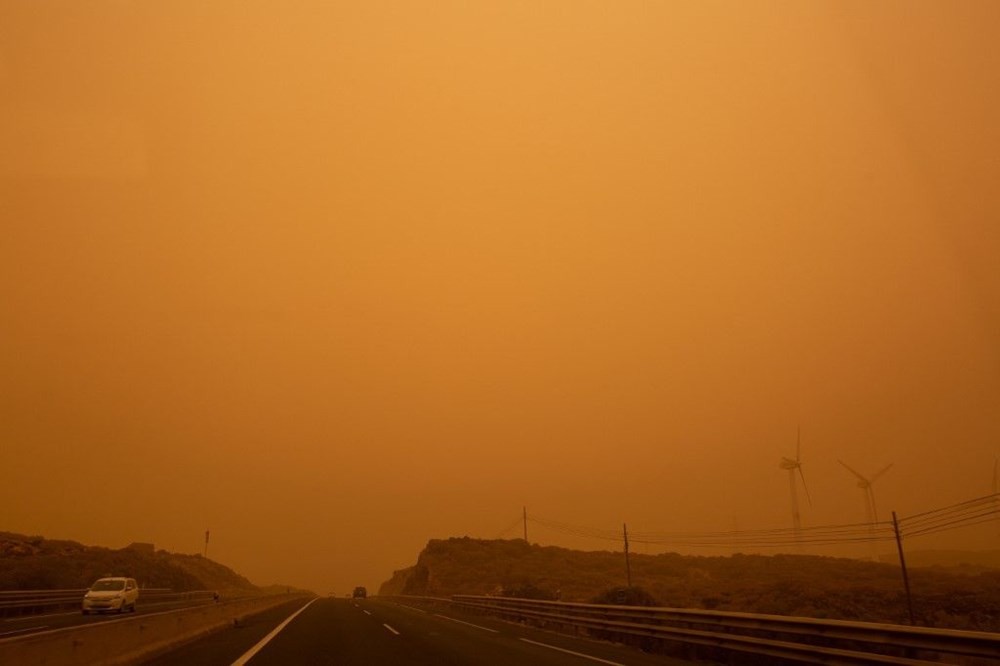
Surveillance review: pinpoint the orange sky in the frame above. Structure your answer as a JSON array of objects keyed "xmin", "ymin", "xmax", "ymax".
[{"xmin": 2, "ymin": 1, "xmax": 999, "ymax": 593}]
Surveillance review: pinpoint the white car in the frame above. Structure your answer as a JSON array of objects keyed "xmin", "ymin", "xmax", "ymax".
[{"xmin": 82, "ymin": 577, "xmax": 139, "ymax": 614}]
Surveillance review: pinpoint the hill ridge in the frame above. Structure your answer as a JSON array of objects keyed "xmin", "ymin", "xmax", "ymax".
[
  {"xmin": 0, "ymin": 531, "xmax": 257, "ymax": 592},
  {"xmin": 380, "ymin": 537, "xmax": 1000, "ymax": 631}
]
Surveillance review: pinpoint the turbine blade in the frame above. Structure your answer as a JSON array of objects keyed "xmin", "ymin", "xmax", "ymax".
[
  {"xmin": 838, "ymin": 459, "xmax": 868, "ymax": 483},
  {"xmin": 796, "ymin": 426, "xmax": 801, "ymax": 463},
  {"xmin": 870, "ymin": 463, "xmax": 893, "ymax": 484},
  {"xmin": 798, "ymin": 466, "xmax": 812, "ymax": 506}
]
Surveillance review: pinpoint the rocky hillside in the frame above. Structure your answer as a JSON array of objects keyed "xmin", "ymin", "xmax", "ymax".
[
  {"xmin": 0, "ymin": 532, "xmax": 257, "ymax": 592},
  {"xmin": 896, "ymin": 548, "xmax": 1000, "ymax": 571},
  {"xmin": 380, "ymin": 537, "xmax": 1000, "ymax": 631}
]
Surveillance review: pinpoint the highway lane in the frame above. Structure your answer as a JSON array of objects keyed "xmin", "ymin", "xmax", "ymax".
[
  {"xmin": 1, "ymin": 595, "xmax": 235, "ymax": 639},
  {"xmin": 143, "ymin": 598, "xmax": 311, "ymax": 666},
  {"xmin": 152, "ymin": 597, "xmax": 701, "ymax": 665}
]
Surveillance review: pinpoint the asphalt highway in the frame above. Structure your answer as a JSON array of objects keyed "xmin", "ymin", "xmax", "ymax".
[{"xmin": 148, "ymin": 597, "xmax": 700, "ymax": 665}]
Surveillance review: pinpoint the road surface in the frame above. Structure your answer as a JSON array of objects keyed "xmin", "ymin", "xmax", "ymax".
[{"xmin": 149, "ymin": 597, "xmax": 700, "ymax": 665}]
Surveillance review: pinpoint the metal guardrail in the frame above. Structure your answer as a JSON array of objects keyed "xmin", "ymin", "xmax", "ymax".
[
  {"xmin": 0, "ymin": 590, "xmax": 91, "ymax": 598},
  {"xmin": 0, "ymin": 589, "xmax": 218, "ymax": 618},
  {"xmin": 0, "ymin": 588, "xmax": 173, "ymax": 603},
  {"xmin": 446, "ymin": 595, "xmax": 1000, "ymax": 665},
  {"xmin": 385, "ymin": 594, "xmax": 451, "ymax": 605}
]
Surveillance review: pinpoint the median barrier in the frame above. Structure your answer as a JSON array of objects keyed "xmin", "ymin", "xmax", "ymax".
[
  {"xmin": 0, "ymin": 593, "xmax": 312, "ymax": 665},
  {"xmin": 449, "ymin": 595, "xmax": 1000, "ymax": 665}
]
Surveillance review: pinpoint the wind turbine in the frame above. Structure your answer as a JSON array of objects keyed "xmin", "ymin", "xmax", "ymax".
[
  {"xmin": 838, "ymin": 460, "xmax": 892, "ymax": 560},
  {"xmin": 779, "ymin": 428, "xmax": 811, "ymax": 543}
]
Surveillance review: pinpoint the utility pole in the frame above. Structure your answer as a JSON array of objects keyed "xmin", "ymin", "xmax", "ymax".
[
  {"xmin": 993, "ymin": 458, "xmax": 999, "ymax": 536},
  {"xmin": 523, "ymin": 506, "xmax": 528, "ymax": 543},
  {"xmin": 623, "ymin": 523, "xmax": 632, "ymax": 588},
  {"xmin": 204, "ymin": 530, "xmax": 210, "ymax": 559},
  {"xmin": 891, "ymin": 512, "xmax": 915, "ymax": 625}
]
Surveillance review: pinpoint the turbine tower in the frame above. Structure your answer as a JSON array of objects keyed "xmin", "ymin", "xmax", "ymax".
[
  {"xmin": 838, "ymin": 460, "xmax": 892, "ymax": 560},
  {"xmin": 779, "ymin": 428, "xmax": 811, "ymax": 543}
]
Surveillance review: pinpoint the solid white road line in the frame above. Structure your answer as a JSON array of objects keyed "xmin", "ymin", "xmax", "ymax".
[
  {"xmin": 433, "ymin": 613, "xmax": 499, "ymax": 633},
  {"xmin": 383, "ymin": 623, "xmax": 400, "ymax": 635},
  {"xmin": 230, "ymin": 599, "xmax": 316, "ymax": 666},
  {"xmin": 0, "ymin": 626, "xmax": 48, "ymax": 637},
  {"xmin": 519, "ymin": 638, "xmax": 625, "ymax": 665}
]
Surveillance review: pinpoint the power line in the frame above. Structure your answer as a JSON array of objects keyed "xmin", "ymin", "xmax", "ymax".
[
  {"xmin": 533, "ymin": 514, "xmax": 892, "ymax": 547},
  {"xmin": 898, "ymin": 493, "xmax": 998, "ymax": 523},
  {"xmin": 631, "ymin": 520, "xmax": 891, "ymax": 540},
  {"xmin": 529, "ymin": 515, "xmax": 622, "ymax": 542},
  {"xmin": 907, "ymin": 515, "xmax": 1000, "ymax": 539},
  {"xmin": 898, "ymin": 495, "xmax": 998, "ymax": 531},
  {"xmin": 519, "ymin": 493, "xmax": 998, "ymax": 552},
  {"xmin": 494, "ymin": 516, "xmax": 524, "ymax": 539},
  {"xmin": 901, "ymin": 506, "xmax": 998, "ymax": 534},
  {"xmin": 902, "ymin": 510, "xmax": 1000, "ymax": 538}
]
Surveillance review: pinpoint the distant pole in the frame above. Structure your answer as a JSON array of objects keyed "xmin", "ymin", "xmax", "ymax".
[
  {"xmin": 623, "ymin": 523, "xmax": 632, "ymax": 588},
  {"xmin": 204, "ymin": 530, "xmax": 210, "ymax": 559},
  {"xmin": 891, "ymin": 512, "xmax": 915, "ymax": 625},
  {"xmin": 523, "ymin": 506, "xmax": 528, "ymax": 543},
  {"xmin": 993, "ymin": 458, "xmax": 999, "ymax": 536},
  {"xmin": 731, "ymin": 516, "xmax": 739, "ymax": 556}
]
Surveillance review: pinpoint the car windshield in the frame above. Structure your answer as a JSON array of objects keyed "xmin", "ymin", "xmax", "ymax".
[{"xmin": 91, "ymin": 580, "xmax": 125, "ymax": 591}]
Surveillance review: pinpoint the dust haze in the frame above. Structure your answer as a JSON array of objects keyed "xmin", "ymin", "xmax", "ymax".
[{"xmin": 2, "ymin": 1, "xmax": 998, "ymax": 594}]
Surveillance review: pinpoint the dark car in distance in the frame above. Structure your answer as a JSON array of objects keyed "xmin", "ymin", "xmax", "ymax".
[{"xmin": 352, "ymin": 586, "xmax": 367, "ymax": 599}]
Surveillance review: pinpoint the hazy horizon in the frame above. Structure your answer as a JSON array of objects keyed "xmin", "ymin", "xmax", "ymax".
[{"xmin": 2, "ymin": 1, "xmax": 998, "ymax": 594}]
